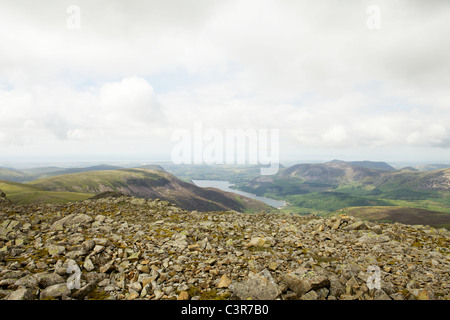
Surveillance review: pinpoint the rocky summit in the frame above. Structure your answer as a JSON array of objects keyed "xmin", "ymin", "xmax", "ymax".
[{"xmin": 0, "ymin": 195, "xmax": 449, "ymax": 300}]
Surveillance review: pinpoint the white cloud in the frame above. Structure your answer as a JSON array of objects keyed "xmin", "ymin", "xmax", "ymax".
[
  {"xmin": 0, "ymin": 0, "xmax": 450, "ymax": 162},
  {"xmin": 0, "ymin": 77, "xmax": 166, "ymax": 147}
]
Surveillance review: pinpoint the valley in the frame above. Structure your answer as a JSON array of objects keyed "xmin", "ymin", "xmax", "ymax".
[
  {"xmin": 0, "ymin": 160, "xmax": 450, "ymax": 301},
  {"xmin": 0, "ymin": 167, "xmax": 272, "ymax": 213},
  {"xmin": 1, "ymin": 160, "xmax": 450, "ymax": 229}
]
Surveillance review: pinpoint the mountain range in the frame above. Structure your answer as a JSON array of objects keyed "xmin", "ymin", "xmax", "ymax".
[
  {"xmin": 233, "ymin": 160, "xmax": 450, "ymax": 228},
  {"xmin": 0, "ymin": 167, "xmax": 271, "ymax": 213},
  {"xmin": 240, "ymin": 160, "xmax": 450, "ymax": 195},
  {"xmin": 1, "ymin": 160, "xmax": 450, "ymax": 229},
  {"xmin": 0, "ymin": 164, "xmax": 165, "ymax": 183}
]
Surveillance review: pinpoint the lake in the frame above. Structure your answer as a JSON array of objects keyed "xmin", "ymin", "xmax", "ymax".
[{"xmin": 192, "ymin": 180, "xmax": 286, "ymax": 209}]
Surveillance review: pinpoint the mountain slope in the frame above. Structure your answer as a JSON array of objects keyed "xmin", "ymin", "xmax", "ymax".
[
  {"xmin": 238, "ymin": 160, "xmax": 388, "ymax": 197},
  {"xmin": 348, "ymin": 160, "xmax": 395, "ymax": 171},
  {"xmin": 379, "ymin": 168, "xmax": 450, "ymax": 191},
  {"xmin": 241, "ymin": 161, "xmax": 450, "ymax": 196},
  {"xmin": 28, "ymin": 168, "xmax": 272, "ymax": 212},
  {"xmin": 42, "ymin": 164, "xmax": 124, "ymax": 177},
  {"xmin": 0, "ymin": 168, "xmax": 32, "ymax": 183},
  {"xmin": 0, "ymin": 164, "xmax": 127, "ymax": 183},
  {"xmin": 344, "ymin": 206, "xmax": 450, "ymax": 229},
  {"xmin": 235, "ymin": 160, "xmax": 450, "ymax": 219},
  {"xmin": 0, "ymin": 180, "xmax": 92, "ymax": 204},
  {"xmin": 416, "ymin": 164, "xmax": 450, "ymax": 171},
  {"xmin": 281, "ymin": 160, "xmax": 386, "ymax": 185}
]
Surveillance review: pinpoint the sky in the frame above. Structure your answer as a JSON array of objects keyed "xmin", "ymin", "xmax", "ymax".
[{"xmin": 1, "ymin": 0, "xmax": 450, "ymax": 166}]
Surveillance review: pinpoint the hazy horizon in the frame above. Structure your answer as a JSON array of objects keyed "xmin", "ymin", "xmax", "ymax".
[
  {"xmin": 1, "ymin": 1, "xmax": 450, "ymax": 164},
  {"xmin": 1, "ymin": 158, "xmax": 449, "ymax": 171}
]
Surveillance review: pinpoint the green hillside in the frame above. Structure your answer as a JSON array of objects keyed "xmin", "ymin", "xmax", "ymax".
[
  {"xmin": 0, "ymin": 164, "xmax": 127, "ymax": 183},
  {"xmin": 0, "ymin": 168, "xmax": 31, "ymax": 183},
  {"xmin": 235, "ymin": 161, "xmax": 450, "ymax": 219},
  {"xmin": 26, "ymin": 168, "xmax": 272, "ymax": 212},
  {"xmin": 29, "ymin": 168, "xmax": 164, "ymax": 193},
  {"xmin": 0, "ymin": 180, "xmax": 92, "ymax": 204}
]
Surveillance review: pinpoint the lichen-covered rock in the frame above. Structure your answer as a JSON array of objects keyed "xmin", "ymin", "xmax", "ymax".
[
  {"xmin": 344, "ymin": 221, "xmax": 368, "ymax": 231},
  {"xmin": 39, "ymin": 283, "xmax": 71, "ymax": 300},
  {"xmin": 71, "ymin": 281, "xmax": 98, "ymax": 300},
  {"xmin": 357, "ymin": 232, "xmax": 390, "ymax": 244},
  {"xmin": 0, "ymin": 195, "xmax": 449, "ymax": 301},
  {"xmin": 231, "ymin": 269, "xmax": 281, "ymax": 300},
  {"xmin": 51, "ymin": 214, "xmax": 93, "ymax": 230},
  {"xmin": 36, "ymin": 273, "xmax": 66, "ymax": 289},
  {"xmin": 7, "ymin": 288, "xmax": 36, "ymax": 300},
  {"xmin": 283, "ymin": 268, "xmax": 330, "ymax": 297}
]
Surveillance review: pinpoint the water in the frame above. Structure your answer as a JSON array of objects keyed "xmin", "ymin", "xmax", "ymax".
[{"xmin": 192, "ymin": 180, "xmax": 286, "ymax": 209}]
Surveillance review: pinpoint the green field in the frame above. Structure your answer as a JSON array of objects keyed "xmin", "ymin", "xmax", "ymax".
[
  {"xmin": 0, "ymin": 180, "xmax": 93, "ymax": 204},
  {"xmin": 28, "ymin": 168, "xmax": 165, "ymax": 193}
]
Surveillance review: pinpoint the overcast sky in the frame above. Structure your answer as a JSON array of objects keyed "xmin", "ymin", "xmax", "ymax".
[{"xmin": 1, "ymin": 0, "xmax": 450, "ymax": 166}]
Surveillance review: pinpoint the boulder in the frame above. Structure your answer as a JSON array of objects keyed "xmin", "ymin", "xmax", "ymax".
[
  {"xmin": 284, "ymin": 268, "xmax": 330, "ymax": 297},
  {"xmin": 231, "ymin": 269, "xmax": 281, "ymax": 300},
  {"xmin": 51, "ymin": 214, "xmax": 93, "ymax": 231},
  {"xmin": 7, "ymin": 288, "xmax": 37, "ymax": 300},
  {"xmin": 344, "ymin": 221, "xmax": 368, "ymax": 231},
  {"xmin": 39, "ymin": 283, "xmax": 71, "ymax": 300}
]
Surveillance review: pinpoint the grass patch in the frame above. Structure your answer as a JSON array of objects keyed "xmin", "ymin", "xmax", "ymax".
[{"xmin": 0, "ymin": 179, "xmax": 92, "ymax": 204}]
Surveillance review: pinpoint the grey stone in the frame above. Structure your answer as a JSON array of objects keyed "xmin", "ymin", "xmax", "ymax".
[
  {"xmin": 7, "ymin": 288, "xmax": 36, "ymax": 300},
  {"xmin": 284, "ymin": 268, "xmax": 330, "ymax": 297},
  {"xmin": 357, "ymin": 233, "xmax": 390, "ymax": 244},
  {"xmin": 84, "ymin": 258, "xmax": 95, "ymax": 272},
  {"xmin": 300, "ymin": 290, "xmax": 318, "ymax": 300},
  {"xmin": 40, "ymin": 283, "xmax": 71, "ymax": 300},
  {"xmin": 344, "ymin": 221, "xmax": 368, "ymax": 231},
  {"xmin": 82, "ymin": 240, "xmax": 96, "ymax": 252},
  {"xmin": 231, "ymin": 269, "xmax": 281, "ymax": 300},
  {"xmin": 51, "ymin": 214, "xmax": 93, "ymax": 230},
  {"xmin": 316, "ymin": 287, "xmax": 330, "ymax": 300},
  {"xmin": 46, "ymin": 244, "xmax": 66, "ymax": 256},
  {"xmin": 374, "ymin": 289, "xmax": 392, "ymax": 300},
  {"xmin": 36, "ymin": 273, "xmax": 66, "ymax": 289},
  {"xmin": 129, "ymin": 281, "xmax": 142, "ymax": 294},
  {"xmin": 14, "ymin": 274, "xmax": 39, "ymax": 290},
  {"xmin": 72, "ymin": 281, "xmax": 98, "ymax": 300}
]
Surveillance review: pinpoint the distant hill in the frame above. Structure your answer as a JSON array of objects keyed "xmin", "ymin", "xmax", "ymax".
[
  {"xmin": 415, "ymin": 164, "xmax": 450, "ymax": 171},
  {"xmin": 374, "ymin": 168, "xmax": 450, "ymax": 191},
  {"xmin": 136, "ymin": 164, "xmax": 166, "ymax": 172},
  {"xmin": 400, "ymin": 166, "xmax": 419, "ymax": 172},
  {"xmin": 161, "ymin": 164, "xmax": 264, "ymax": 184},
  {"xmin": 0, "ymin": 179, "xmax": 92, "ymax": 204},
  {"xmin": 0, "ymin": 164, "xmax": 124, "ymax": 183},
  {"xmin": 347, "ymin": 160, "xmax": 395, "ymax": 171},
  {"xmin": 0, "ymin": 168, "xmax": 32, "ymax": 183},
  {"xmin": 237, "ymin": 160, "xmax": 388, "ymax": 195},
  {"xmin": 45, "ymin": 164, "xmax": 123, "ymax": 176},
  {"xmin": 242, "ymin": 161, "xmax": 450, "ymax": 195},
  {"xmin": 280, "ymin": 160, "xmax": 384, "ymax": 185},
  {"xmin": 20, "ymin": 167, "xmax": 66, "ymax": 175},
  {"xmin": 234, "ymin": 160, "xmax": 450, "ymax": 221},
  {"xmin": 27, "ymin": 168, "xmax": 272, "ymax": 212},
  {"xmin": 344, "ymin": 206, "xmax": 450, "ymax": 229}
]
